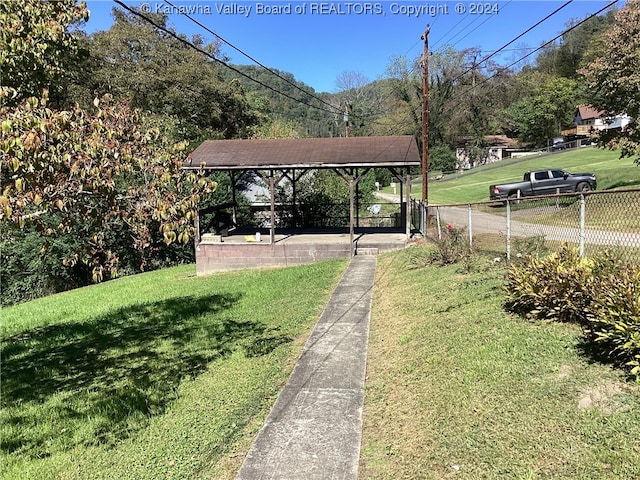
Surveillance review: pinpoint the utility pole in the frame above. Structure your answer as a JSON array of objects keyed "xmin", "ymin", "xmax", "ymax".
[
  {"xmin": 421, "ymin": 26, "xmax": 430, "ymax": 204},
  {"xmin": 343, "ymin": 102, "xmax": 351, "ymax": 137}
]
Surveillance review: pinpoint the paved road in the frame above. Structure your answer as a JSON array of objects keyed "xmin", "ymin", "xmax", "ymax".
[
  {"xmin": 434, "ymin": 206, "xmax": 640, "ymax": 248},
  {"xmin": 374, "ymin": 192, "xmax": 640, "ymax": 249}
]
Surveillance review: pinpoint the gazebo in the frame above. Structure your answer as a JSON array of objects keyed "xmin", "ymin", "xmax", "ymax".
[{"xmin": 183, "ymin": 135, "xmax": 422, "ymax": 275}]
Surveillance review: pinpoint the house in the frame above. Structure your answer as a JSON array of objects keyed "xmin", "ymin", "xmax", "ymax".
[
  {"xmin": 562, "ymin": 105, "xmax": 633, "ymax": 137},
  {"xmin": 455, "ymin": 135, "xmax": 524, "ymax": 170}
]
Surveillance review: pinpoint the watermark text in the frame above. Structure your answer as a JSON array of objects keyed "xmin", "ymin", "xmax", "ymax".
[{"xmin": 138, "ymin": 2, "xmax": 501, "ymax": 18}]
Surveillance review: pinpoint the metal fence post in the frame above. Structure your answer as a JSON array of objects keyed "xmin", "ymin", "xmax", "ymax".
[
  {"xmin": 468, "ymin": 203, "xmax": 473, "ymax": 251},
  {"xmin": 436, "ymin": 206, "xmax": 442, "ymax": 240},
  {"xmin": 506, "ymin": 199, "xmax": 511, "ymax": 262},
  {"xmin": 579, "ymin": 194, "xmax": 586, "ymax": 258}
]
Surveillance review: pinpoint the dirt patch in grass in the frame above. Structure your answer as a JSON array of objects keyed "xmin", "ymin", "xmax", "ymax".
[{"xmin": 578, "ymin": 381, "xmax": 637, "ymax": 413}]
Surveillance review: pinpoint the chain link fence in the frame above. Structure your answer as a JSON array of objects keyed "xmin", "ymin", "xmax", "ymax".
[{"xmin": 413, "ymin": 188, "xmax": 640, "ymax": 264}]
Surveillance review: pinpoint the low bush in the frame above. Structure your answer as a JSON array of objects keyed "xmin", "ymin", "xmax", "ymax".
[
  {"xmin": 505, "ymin": 245, "xmax": 604, "ymax": 324},
  {"xmin": 409, "ymin": 225, "xmax": 472, "ymax": 270},
  {"xmin": 504, "ymin": 245, "xmax": 640, "ymax": 380},
  {"xmin": 584, "ymin": 265, "xmax": 640, "ymax": 378},
  {"xmin": 433, "ymin": 225, "xmax": 470, "ymax": 265}
]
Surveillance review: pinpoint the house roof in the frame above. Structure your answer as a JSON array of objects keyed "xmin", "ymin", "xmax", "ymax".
[
  {"xmin": 184, "ymin": 135, "xmax": 421, "ymax": 171},
  {"xmin": 576, "ymin": 105, "xmax": 604, "ymax": 120},
  {"xmin": 453, "ymin": 134, "xmax": 521, "ymax": 149}
]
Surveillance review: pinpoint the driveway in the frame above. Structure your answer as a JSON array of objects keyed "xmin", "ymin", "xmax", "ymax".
[
  {"xmin": 373, "ymin": 192, "xmax": 640, "ymax": 249},
  {"xmin": 433, "ymin": 205, "xmax": 640, "ymax": 249}
]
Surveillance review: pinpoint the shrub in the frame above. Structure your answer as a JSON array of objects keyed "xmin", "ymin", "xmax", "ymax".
[
  {"xmin": 0, "ymin": 225, "xmax": 90, "ymax": 306},
  {"xmin": 504, "ymin": 245, "xmax": 639, "ymax": 379},
  {"xmin": 408, "ymin": 225, "xmax": 471, "ymax": 268},
  {"xmin": 434, "ymin": 225, "xmax": 470, "ymax": 266},
  {"xmin": 504, "ymin": 245, "xmax": 600, "ymax": 324},
  {"xmin": 584, "ymin": 265, "xmax": 640, "ymax": 379},
  {"xmin": 512, "ymin": 235, "xmax": 548, "ymax": 259}
]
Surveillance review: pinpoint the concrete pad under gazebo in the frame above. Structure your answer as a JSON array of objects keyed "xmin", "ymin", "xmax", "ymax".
[{"xmin": 183, "ymin": 135, "xmax": 422, "ymax": 275}]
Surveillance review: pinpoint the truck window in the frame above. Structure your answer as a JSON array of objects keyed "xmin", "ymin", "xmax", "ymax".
[
  {"xmin": 551, "ymin": 170, "xmax": 565, "ymax": 179},
  {"xmin": 524, "ymin": 172, "xmax": 531, "ymax": 181},
  {"xmin": 534, "ymin": 171, "xmax": 549, "ymax": 181}
]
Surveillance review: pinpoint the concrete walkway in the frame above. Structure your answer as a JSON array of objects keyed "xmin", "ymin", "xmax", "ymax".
[{"xmin": 236, "ymin": 255, "xmax": 377, "ymax": 480}]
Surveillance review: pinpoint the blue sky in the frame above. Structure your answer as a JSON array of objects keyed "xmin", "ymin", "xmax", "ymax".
[{"xmin": 83, "ymin": 0, "xmax": 621, "ymax": 93}]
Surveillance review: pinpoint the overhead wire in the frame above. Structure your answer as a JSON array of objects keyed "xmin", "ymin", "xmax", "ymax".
[
  {"xmin": 447, "ymin": 0, "xmax": 619, "ymax": 104},
  {"xmin": 448, "ymin": 1, "xmax": 515, "ymax": 49},
  {"xmin": 447, "ymin": 0, "xmax": 574, "ymax": 86},
  {"xmin": 431, "ymin": 9, "xmax": 472, "ymax": 51},
  {"xmin": 112, "ymin": 0, "xmax": 343, "ymax": 118},
  {"xmin": 112, "ymin": 0, "xmax": 617, "ymax": 139},
  {"xmin": 161, "ymin": 0, "xmax": 342, "ymax": 115},
  {"xmin": 373, "ymin": 0, "xmax": 613, "ymax": 138}
]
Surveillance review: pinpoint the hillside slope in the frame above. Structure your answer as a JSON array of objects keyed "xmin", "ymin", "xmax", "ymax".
[{"xmin": 424, "ymin": 147, "xmax": 640, "ymax": 204}]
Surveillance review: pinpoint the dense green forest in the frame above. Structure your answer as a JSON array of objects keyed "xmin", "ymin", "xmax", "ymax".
[{"xmin": 1, "ymin": 0, "xmax": 638, "ymax": 305}]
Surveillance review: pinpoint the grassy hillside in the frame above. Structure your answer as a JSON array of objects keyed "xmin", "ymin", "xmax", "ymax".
[
  {"xmin": 0, "ymin": 261, "xmax": 348, "ymax": 480},
  {"xmin": 422, "ymin": 147, "xmax": 640, "ymax": 205},
  {"xmin": 3, "ymin": 249, "xmax": 639, "ymax": 479},
  {"xmin": 361, "ymin": 247, "xmax": 640, "ymax": 478}
]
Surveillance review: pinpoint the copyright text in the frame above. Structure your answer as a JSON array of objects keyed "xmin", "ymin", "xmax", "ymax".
[{"xmin": 139, "ymin": 2, "xmax": 501, "ymax": 17}]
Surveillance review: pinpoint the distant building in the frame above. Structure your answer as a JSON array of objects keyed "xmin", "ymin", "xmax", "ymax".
[
  {"xmin": 562, "ymin": 105, "xmax": 633, "ymax": 137},
  {"xmin": 455, "ymin": 135, "xmax": 524, "ymax": 170}
]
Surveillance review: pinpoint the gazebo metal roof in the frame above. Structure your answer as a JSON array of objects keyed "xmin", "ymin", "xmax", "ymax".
[{"xmin": 184, "ymin": 135, "xmax": 421, "ymax": 170}]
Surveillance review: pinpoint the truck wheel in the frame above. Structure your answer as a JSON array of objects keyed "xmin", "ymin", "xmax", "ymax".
[
  {"xmin": 575, "ymin": 182, "xmax": 591, "ymax": 192},
  {"xmin": 508, "ymin": 191, "xmax": 522, "ymax": 204}
]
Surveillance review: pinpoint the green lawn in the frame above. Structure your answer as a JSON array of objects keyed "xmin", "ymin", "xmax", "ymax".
[
  {"xmin": 360, "ymin": 247, "xmax": 640, "ymax": 479},
  {"xmin": 414, "ymin": 147, "xmax": 640, "ymax": 205},
  {"xmin": 3, "ymin": 248, "xmax": 639, "ymax": 479},
  {"xmin": 0, "ymin": 260, "xmax": 348, "ymax": 479}
]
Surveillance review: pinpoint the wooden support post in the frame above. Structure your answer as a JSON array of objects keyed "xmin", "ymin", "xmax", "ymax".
[
  {"xmin": 406, "ymin": 172, "xmax": 412, "ymax": 239},
  {"xmin": 269, "ymin": 171, "xmax": 276, "ymax": 245},
  {"xmin": 349, "ymin": 175, "xmax": 355, "ymax": 257},
  {"xmin": 229, "ymin": 171, "xmax": 239, "ymax": 226}
]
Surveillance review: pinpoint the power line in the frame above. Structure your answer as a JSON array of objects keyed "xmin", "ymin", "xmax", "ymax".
[
  {"xmin": 374, "ymin": 1, "xmax": 617, "ymax": 141},
  {"xmin": 431, "ymin": 1, "xmax": 509, "ymax": 53},
  {"xmin": 447, "ymin": 0, "xmax": 574, "ymax": 86},
  {"xmin": 448, "ymin": 1, "xmax": 515, "ymax": 50},
  {"xmin": 112, "ymin": 0, "xmax": 342, "ymax": 118},
  {"xmin": 431, "ymin": 10, "xmax": 473, "ymax": 51},
  {"xmin": 161, "ymin": 0, "xmax": 341, "ymax": 115},
  {"xmin": 448, "ymin": 0, "xmax": 619, "ymax": 104}
]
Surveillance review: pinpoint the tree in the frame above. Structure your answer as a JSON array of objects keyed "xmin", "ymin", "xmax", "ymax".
[
  {"xmin": 429, "ymin": 144, "xmax": 457, "ymax": 172},
  {"xmin": 580, "ymin": 0, "xmax": 640, "ymax": 164},
  {"xmin": 0, "ymin": 0, "xmax": 89, "ymax": 106},
  {"xmin": 334, "ymin": 71, "xmax": 385, "ymax": 137},
  {"xmin": 1, "ymin": 223, "xmax": 88, "ymax": 305},
  {"xmin": 382, "ymin": 55, "xmax": 423, "ymax": 138},
  {"xmin": 251, "ymin": 118, "xmax": 303, "ymax": 139},
  {"xmin": 535, "ymin": 10, "xmax": 618, "ymax": 79},
  {"xmin": 0, "ymin": 90, "xmax": 216, "ymax": 282},
  {"xmin": 381, "ymin": 47, "xmax": 511, "ymax": 151},
  {"xmin": 83, "ymin": 8, "xmax": 260, "ymax": 140},
  {"xmin": 223, "ymin": 65, "xmax": 332, "ymax": 137},
  {"xmin": 503, "ymin": 72, "xmax": 584, "ymax": 145}
]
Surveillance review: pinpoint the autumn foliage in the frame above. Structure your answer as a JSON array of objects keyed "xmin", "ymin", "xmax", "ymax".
[{"xmin": 1, "ymin": 89, "xmax": 216, "ymax": 282}]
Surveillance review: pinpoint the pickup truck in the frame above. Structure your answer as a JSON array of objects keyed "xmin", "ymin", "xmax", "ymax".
[{"xmin": 489, "ymin": 169, "xmax": 597, "ymax": 201}]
